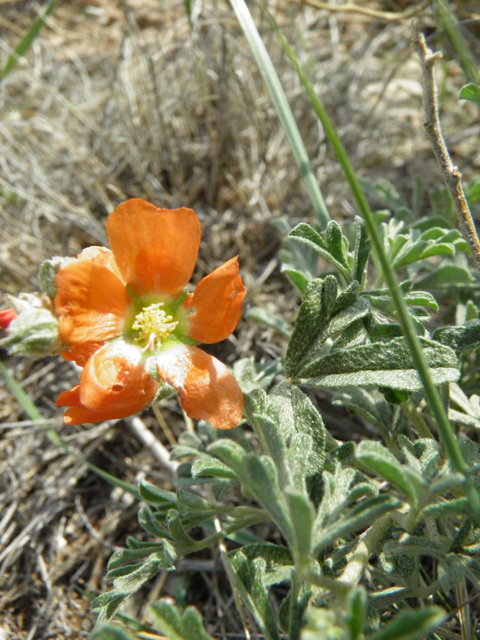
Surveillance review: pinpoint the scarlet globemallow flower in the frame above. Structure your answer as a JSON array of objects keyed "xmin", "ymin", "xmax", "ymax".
[{"xmin": 54, "ymin": 198, "xmax": 246, "ymax": 430}]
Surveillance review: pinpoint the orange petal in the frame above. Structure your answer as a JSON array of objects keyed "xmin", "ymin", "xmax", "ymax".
[
  {"xmin": 55, "ymin": 258, "xmax": 131, "ymax": 346},
  {"xmin": 157, "ymin": 344, "xmax": 243, "ymax": 430},
  {"xmin": 56, "ymin": 341, "xmax": 159, "ymax": 425},
  {"xmin": 106, "ymin": 199, "xmax": 201, "ymax": 298},
  {"xmin": 56, "ymin": 384, "xmax": 81, "ymax": 407},
  {"xmin": 61, "ymin": 342, "xmax": 104, "ymax": 367},
  {"xmin": 183, "ymin": 257, "xmax": 246, "ymax": 344}
]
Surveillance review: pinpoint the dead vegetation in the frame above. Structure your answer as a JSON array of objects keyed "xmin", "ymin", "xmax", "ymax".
[{"xmin": 1, "ymin": 0, "xmax": 479, "ymax": 637}]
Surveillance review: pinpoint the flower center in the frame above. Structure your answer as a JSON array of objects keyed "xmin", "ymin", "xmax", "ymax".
[{"xmin": 132, "ymin": 302, "xmax": 178, "ymax": 352}]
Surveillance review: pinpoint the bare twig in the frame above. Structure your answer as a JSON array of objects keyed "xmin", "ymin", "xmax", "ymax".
[
  {"xmin": 301, "ymin": 0, "xmax": 431, "ymax": 22},
  {"xmin": 415, "ymin": 30, "xmax": 480, "ymax": 268}
]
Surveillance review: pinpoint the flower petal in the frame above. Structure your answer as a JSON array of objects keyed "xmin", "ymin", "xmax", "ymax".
[
  {"xmin": 183, "ymin": 256, "xmax": 246, "ymax": 343},
  {"xmin": 0, "ymin": 307, "xmax": 17, "ymax": 331},
  {"xmin": 56, "ymin": 341, "xmax": 158, "ymax": 425},
  {"xmin": 156, "ymin": 344, "xmax": 243, "ymax": 430},
  {"xmin": 106, "ymin": 199, "xmax": 201, "ymax": 298},
  {"xmin": 55, "ymin": 258, "xmax": 131, "ymax": 346},
  {"xmin": 61, "ymin": 342, "xmax": 104, "ymax": 367}
]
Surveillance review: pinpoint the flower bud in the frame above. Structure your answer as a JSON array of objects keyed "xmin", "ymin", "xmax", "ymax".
[
  {"xmin": 0, "ymin": 308, "xmax": 17, "ymax": 331},
  {"xmin": 4, "ymin": 295, "xmax": 63, "ymax": 357}
]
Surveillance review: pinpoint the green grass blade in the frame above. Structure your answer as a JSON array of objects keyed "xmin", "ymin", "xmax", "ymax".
[
  {"xmin": 228, "ymin": 0, "xmax": 330, "ymax": 228},
  {"xmin": 434, "ymin": 0, "xmax": 479, "ymax": 83},
  {"xmin": 0, "ymin": 0, "xmax": 59, "ymax": 83},
  {"xmin": 0, "ymin": 362, "xmax": 140, "ymax": 498},
  {"xmin": 259, "ymin": 6, "xmax": 480, "ymax": 523}
]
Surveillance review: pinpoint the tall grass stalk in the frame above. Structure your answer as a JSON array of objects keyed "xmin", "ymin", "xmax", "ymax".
[
  {"xmin": 0, "ymin": 0, "xmax": 58, "ymax": 82},
  {"xmin": 228, "ymin": 0, "xmax": 330, "ymax": 228}
]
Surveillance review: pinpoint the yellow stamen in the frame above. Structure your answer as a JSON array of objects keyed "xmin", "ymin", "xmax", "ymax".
[{"xmin": 132, "ymin": 302, "xmax": 178, "ymax": 352}]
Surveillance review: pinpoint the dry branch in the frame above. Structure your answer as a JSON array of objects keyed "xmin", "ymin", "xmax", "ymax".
[{"xmin": 415, "ymin": 30, "xmax": 480, "ymax": 268}]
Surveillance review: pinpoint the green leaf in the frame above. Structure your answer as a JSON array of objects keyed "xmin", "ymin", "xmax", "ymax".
[
  {"xmin": 91, "ymin": 625, "xmax": 136, "ymax": 640},
  {"xmin": 460, "ymin": 83, "xmax": 480, "ymax": 104},
  {"xmin": 149, "ymin": 600, "xmax": 215, "ymax": 640},
  {"xmin": 139, "ymin": 480, "xmax": 178, "ymax": 506},
  {"xmin": 227, "ymin": 552, "xmax": 281, "ymax": 640},
  {"xmin": 286, "ymin": 490, "xmax": 315, "ymax": 571},
  {"xmin": 191, "ymin": 458, "xmax": 238, "ymax": 480},
  {"xmin": 366, "ymin": 607, "xmax": 445, "ymax": 640},
  {"xmin": 288, "ymin": 224, "xmax": 352, "ymax": 280},
  {"xmin": 0, "ymin": 0, "xmax": 58, "ymax": 82},
  {"xmin": 433, "ymin": 321, "xmax": 480, "ymax": 353},
  {"xmin": 332, "ymin": 280, "xmax": 360, "ymax": 314},
  {"xmin": 299, "ymin": 337, "xmax": 459, "ymax": 390},
  {"xmin": 233, "ymin": 357, "xmax": 279, "ymax": 393},
  {"xmin": 353, "ymin": 217, "xmax": 371, "ymax": 283},
  {"xmin": 416, "ymin": 264, "xmax": 473, "ymax": 289},
  {"xmin": 333, "ymin": 388, "xmax": 391, "ymax": 441},
  {"xmin": 355, "ymin": 441, "xmax": 425, "ymax": 506},
  {"xmin": 92, "ymin": 591, "xmax": 129, "ymax": 628},
  {"xmin": 291, "ymin": 386, "xmax": 326, "ymax": 502},
  {"xmin": 314, "ymin": 495, "xmax": 401, "ymax": 555},
  {"xmin": 326, "ymin": 221, "xmax": 349, "ymax": 268},
  {"xmin": 209, "ymin": 441, "xmax": 294, "ymax": 543},
  {"xmin": 248, "ymin": 306, "xmax": 293, "ymax": 338},
  {"xmin": 285, "ymin": 278, "xmax": 324, "ymax": 378},
  {"xmin": 346, "ymin": 587, "xmax": 367, "ymax": 640},
  {"xmin": 231, "ymin": 543, "xmax": 294, "ymax": 586},
  {"xmin": 323, "ymin": 297, "xmax": 370, "ymax": 341}
]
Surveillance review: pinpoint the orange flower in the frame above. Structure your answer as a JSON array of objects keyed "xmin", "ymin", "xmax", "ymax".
[{"xmin": 55, "ymin": 199, "xmax": 246, "ymax": 429}]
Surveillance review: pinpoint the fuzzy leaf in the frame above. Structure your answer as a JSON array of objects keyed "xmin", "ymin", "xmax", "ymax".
[
  {"xmin": 346, "ymin": 587, "xmax": 367, "ymax": 640},
  {"xmin": 210, "ymin": 441, "xmax": 294, "ymax": 543},
  {"xmin": 286, "ymin": 490, "xmax": 315, "ymax": 571},
  {"xmin": 191, "ymin": 458, "xmax": 238, "ymax": 480},
  {"xmin": 314, "ymin": 495, "xmax": 401, "ymax": 555},
  {"xmin": 366, "ymin": 607, "xmax": 445, "ymax": 640},
  {"xmin": 139, "ymin": 480, "xmax": 178, "ymax": 506},
  {"xmin": 333, "ymin": 388, "xmax": 391, "ymax": 440},
  {"xmin": 91, "ymin": 626, "xmax": 135, "ymax": 640},
  {"xmin": 433, "ymin": 321, "xmax": 480, "ymax": 353},
  {"xmin": 326, "ymin": 220, "xmax": 349, "ymax": 268},
  {"xmin": 355, "ymin": 441, "xmax": 425, "ymax": 506},
  {"xmin": 149, "ymin": 600, "xmax": 215, "ymax": 640},
  {"xmin": 227, "ymin": 553, "xmax": 281, "ymax": 640},
  {"xmin": 285, "ymin": 278, "xmax": 324, "ymax": 378},
  {"xmin": 288, "ymin": 223, "xmax": 351, "ymax": 280},
  {"xmin": 353, "ymin": 217, "xmax": 371, "ymax": 282},
  {"xmin": 416, "ymin": 264, "xmax": 473, "ymax": 289},
  {"xmin": 231, "ymin": 543, "xmax": 294, "ymax": 586},
  {"xmin": 298, "ymin": 337, "xmax": 459, "ymax": 390}
]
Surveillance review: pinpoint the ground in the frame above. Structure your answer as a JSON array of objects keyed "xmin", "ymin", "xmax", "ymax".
[{"xmin": 0, "ymin": 0, "xmax": 479, "ymax": 637}]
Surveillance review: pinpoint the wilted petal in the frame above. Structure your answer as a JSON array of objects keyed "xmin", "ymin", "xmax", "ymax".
[{"xmin": 157, "ymin": 344, "xmax": 243, "ymax": 430}]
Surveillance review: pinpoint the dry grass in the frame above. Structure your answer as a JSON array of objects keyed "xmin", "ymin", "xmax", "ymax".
[{"xmin": 1, "ymin": 0, "xmax": 479, "ymax": 637}]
